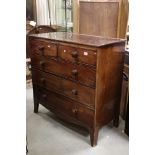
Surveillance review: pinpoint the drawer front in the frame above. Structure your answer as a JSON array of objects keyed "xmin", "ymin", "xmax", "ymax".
[
  {"xmin": 32, "ymin": 69, "xmax": 95, "ymax": 107},
  {"xmin": 29, "ymin": 39, "xmax": 57, "ymax": 57},
  {"xmin": 35, "ymin": 86, "xmax": 94, "ymax": 127},
  {"xmin": 31, "ymin": 56, "xmax": 96, "ymax": 87},
  {"xmin": 58, "ymin": 44, "xmax": 97, "ymax": 66}
]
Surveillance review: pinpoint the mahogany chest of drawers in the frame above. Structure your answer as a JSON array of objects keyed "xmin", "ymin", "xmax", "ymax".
[{"xmin": 29, "ymin": 32, "xmax": 125, "ymax": 146}]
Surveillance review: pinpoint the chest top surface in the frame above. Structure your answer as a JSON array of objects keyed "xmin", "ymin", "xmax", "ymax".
[{"xmin": 29, "ymin": 32, "xmax": 125, "ymax": 47}]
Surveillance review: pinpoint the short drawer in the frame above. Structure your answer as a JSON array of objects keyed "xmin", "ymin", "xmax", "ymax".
[
  {"xmin": 32, "ymin": 69, "xmax": 95, "ymax": 107},
  {"xmin": 31, "ymin": 56, "xmax": 96, "ymax": 88},
  {"xmin": 29, "ymin": 38, "xmax": 57, "ymax": 57},
  {"xmin": 35, "ymin": 86, "xmax": 94, "ymax": 127},
  {"xmin": 58, "ymin": 44, "xmax": 97, "ymax": 66}
]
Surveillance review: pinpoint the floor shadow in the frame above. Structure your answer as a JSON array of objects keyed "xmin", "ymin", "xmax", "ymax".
[{"xmin": 37, "ymin": 110, "xmax": 89, "ymax": 137}]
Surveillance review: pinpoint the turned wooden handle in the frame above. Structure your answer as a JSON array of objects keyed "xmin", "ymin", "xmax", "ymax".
[
  {"xmin": 71, "ymin": 69, "xmax": 78, "ymax": 76},
  {"xmin": 39, "ymin": 61, "xmax": 45, "ymax": 67},
  {"xmin": 39, "ymin": 46, "xmax": 44, "ymax": 51},
  {"xmin": 40, "ymin": 78, "xmax": 45, "ymax": 84},
  {"xmin": 71, "ymin": 51, "xmax": 78, "ymax": 58},
  {"xmin": 35, "ymin": 29, "xmax": 39, "ymax": 34},
  {"xmin": 42, "ymin": 94, "xmax": 47, "ymax": 99},
  {"xmin": 72, "ymin": 108, "xmax": 78, "ymax": 114},
  {"xmin": 38, "ymin": 46, "xmax": 44, "ymax": 55},
  {"xmin": 72, "ymin": 89, "xmax": 78, "ymax": 95}
]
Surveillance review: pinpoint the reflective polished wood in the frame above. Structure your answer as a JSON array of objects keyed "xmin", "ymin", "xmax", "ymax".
[{"xmin": 29, "ymin": 32, "xmax": 125, "ymax": 146}]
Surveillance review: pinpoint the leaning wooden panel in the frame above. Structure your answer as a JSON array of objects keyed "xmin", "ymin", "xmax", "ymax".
[
  {"xmin": 77, "ymin": 0, "xmax": 128, "ymax": 39},
  {"xmin": 79, "ymin": 1, "xmax": 120, "ymax": 37}
]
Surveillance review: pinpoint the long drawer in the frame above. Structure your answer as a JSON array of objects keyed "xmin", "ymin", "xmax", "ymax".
[
  {"xmin": 32, "ymin": 69, "xmax": 95, "ymax": 107},
  {"xmin": 31, "ymin": 55, "xmax": 96, "ymax": 88},
  {"xmin": 35, "ymin": 86, "xmax": 94, "ymax": 127}
]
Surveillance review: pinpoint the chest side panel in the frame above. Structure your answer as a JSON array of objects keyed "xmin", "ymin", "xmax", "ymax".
[{"xmin": 95, "ymin": 43, "xmax": 125, "ymax": 127}]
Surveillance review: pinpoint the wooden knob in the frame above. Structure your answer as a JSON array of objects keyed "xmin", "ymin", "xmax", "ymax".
[
  {"xmin": 42, "ymin": 94, "xmax": 47, "ymax": 99},
  {"xmin": 39, "ymin": 46, "xmax": 44, "ymax": 51},
  {"xmin": 72, "ymin": 108, "xmax": 78, "ymax": 114},
  {"xmin": 38, "ymin": 46, "xmax": 44, "ymax": 55},
  {"xmin": 72, "ymin": 69, "xmax": 78, "ymax": 76},
  {"xmin": 40, "ymin": 78, "xmax": 45, "ymax": 84},
  {"xmin": 39, "ymin": 61, "xmax": 45, "ymax": 67},
  {"xmin": 35, "ymin": 29, "xmax": 39, "ymax": 34},
  {"xmin": 71, "ymin": 51, "xmax": 78, "ymax": 58},
  {"xmin": 72, "ymin": 89, "xmax": 78, "ymax": 95}
]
